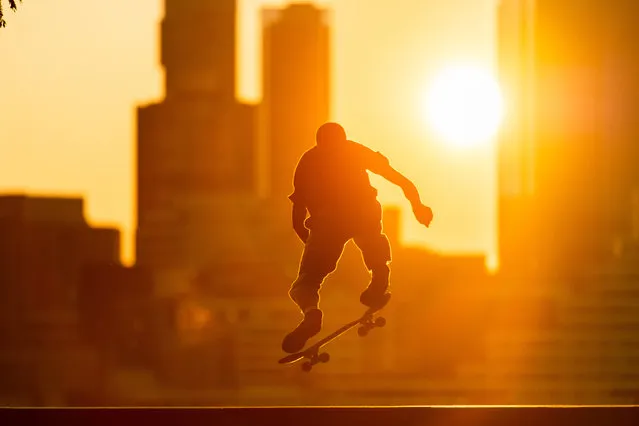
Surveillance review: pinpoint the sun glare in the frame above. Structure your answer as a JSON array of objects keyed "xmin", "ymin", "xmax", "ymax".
[{"xmin": 425, "ymin": 65, "xmax": 504, "ymax": 148}]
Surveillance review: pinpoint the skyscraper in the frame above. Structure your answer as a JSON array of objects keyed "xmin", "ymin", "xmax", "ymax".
[
  {"xmin": 161, "ymin": 0, "xmax": 236, "ymax": 101},
  {"xmin": 496, "ymin": 0, "xmax": 536, "ymax": 275},
  {"xmin": 260, "ymin": 3, "xmax": 331, "ymax": 203},
  {"xmin": 497, "ymin": 0, "xmax": 639, "ymax": 277},
  {"xmin": 136, "ymin": 0, "xmax": 257, "ymax": 278}
]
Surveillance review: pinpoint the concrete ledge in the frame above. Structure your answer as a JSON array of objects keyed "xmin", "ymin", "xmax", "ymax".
[{"xmin": 2, "ymin": 406, "xmax": 639, "ymax": 426}]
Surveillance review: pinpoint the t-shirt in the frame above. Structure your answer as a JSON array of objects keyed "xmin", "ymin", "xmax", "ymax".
[{"xmin": 288, "ymin": 140, "xmax": 389, "ymax": 228}]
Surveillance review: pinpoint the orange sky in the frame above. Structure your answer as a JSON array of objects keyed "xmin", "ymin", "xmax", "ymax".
[{"xmin": 0, "ymin": 0, "xmax": 498, "ymax": 267}]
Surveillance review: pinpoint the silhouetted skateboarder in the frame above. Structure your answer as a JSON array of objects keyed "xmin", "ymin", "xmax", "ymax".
[{"xmin": 282, "ymin": 122, "xmax": 433, "ymax": 354}]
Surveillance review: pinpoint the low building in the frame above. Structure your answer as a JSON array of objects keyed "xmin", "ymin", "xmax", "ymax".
[{"xmin": 0, "ymin": 194, "xmax": 121, "ymax": 405}]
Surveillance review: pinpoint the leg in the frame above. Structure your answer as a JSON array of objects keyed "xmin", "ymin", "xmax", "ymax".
[
  {"xmin": 288, "ymin": 230, "xmax": 348, "ymax": 313},
  {"xmin": 282, "ymin": 229, "xmax": 348, "ymax": 353},
  {"xmin": 353, "ymin": 231, "xmax": 392, "ymax": 308}
]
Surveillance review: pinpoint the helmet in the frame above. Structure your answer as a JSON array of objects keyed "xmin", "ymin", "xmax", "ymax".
[{"xmin": 316, "ymin": 122, "xmax": 347, "ymax": 146}]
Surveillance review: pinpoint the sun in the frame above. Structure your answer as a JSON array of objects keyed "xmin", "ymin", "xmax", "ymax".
[{"xmin": 424, "ymin": 65, "xmax": 504, "ymax": 148}]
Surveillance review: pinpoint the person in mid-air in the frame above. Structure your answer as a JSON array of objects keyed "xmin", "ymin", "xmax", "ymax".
[{"xmin": 282, "ymin": 122, "xmax": 433, "ymax": 353}]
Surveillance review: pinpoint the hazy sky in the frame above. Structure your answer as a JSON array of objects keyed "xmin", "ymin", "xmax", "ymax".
[{"xmin": 0, "ymin": 0, "xmax": 498, "ymax": 266}]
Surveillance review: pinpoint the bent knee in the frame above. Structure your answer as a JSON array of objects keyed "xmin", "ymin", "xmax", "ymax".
[
  {"xmin": 361, "ymin": 235, "xmax": 392, "ymax": 270},
  {"xmin": 290, "ymin": 272, "xmax": 324, "ymax": 291},
  {"xmin": 370, "ymin": 263, "xmax": 390, "ymax": 280},
  {"xmin": 372, "ymin": 263, "xmax": 390, "ymax": 273}
]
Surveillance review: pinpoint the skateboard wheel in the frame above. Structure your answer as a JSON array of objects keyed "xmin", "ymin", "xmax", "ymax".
[
  {"xmin": 357, "ymin": 326, "xmax": 369, "ymax": 337},
  {"xmin": 374, "ymin": 317, "xmax": 386, "ymax": 327},
  {"xmin": 302, "ymin": 361, "xmax": 313, "ymax": 372},
  {"xmin": 318, "ymin": 352, "xmax": 330, "ymax": 363}
]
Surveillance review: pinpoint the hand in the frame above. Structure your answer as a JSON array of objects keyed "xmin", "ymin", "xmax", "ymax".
[{"xmin": 412, "ymin": 203, "xmax": 433, "ymax": 228}]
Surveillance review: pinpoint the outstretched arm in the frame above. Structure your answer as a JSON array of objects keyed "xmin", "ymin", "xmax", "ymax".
[
  {"xmin": 373, "ymin": 161, "xmax": 433, "ymax": 228},
  {"xmin": 292, "ymin": 202, "xmax": 309, "ymax": 243},
  {"xmin": 381, "ymin": 166, "xmax": 422, "ymax": 206}
]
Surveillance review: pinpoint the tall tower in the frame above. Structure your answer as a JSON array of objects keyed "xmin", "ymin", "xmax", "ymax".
[
  {"xmin": 497, "ymin": 0, "xmax": 639, "ymax": 277},
  {"xmin": 260, "ymin": 3, "xmax": 331, "ymax": 204},
  {"xmin": 496, "ymin": 0, "xmax": 536, "ymax": 275},
  {"xmin": 136, "ymin": 0, "xmax": 257, "ymax": 278},
  {"xmin": 161, "ymin": 0, "xmax": 236, "ymax": 100}
]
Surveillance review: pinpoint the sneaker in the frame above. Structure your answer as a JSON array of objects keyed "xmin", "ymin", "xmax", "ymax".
[
  {"xmin": 360, "ymin": 288, "xmax": 391, "ymax": 311},
  {"xmin": 281, "ymin": 308, "xmax": 323, "ymax": 354}
]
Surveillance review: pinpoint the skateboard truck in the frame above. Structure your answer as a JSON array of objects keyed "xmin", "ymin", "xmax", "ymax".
[
  {"xmin": 300, "ymin": 351, "xmax": 331, "ymax": 372},
  {"xmin": 357, "ymin": 315, "xmax": 386, "ymax": 337}
]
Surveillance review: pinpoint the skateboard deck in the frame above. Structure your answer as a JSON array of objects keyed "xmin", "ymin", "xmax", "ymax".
[{"xmin": 278, "ymin": 300, "xmax": 389, "ymax": 372}]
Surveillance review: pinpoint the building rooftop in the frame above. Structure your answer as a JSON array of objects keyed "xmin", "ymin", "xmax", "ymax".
[{"xmin": 0, "ymin": 193, "xmax": 86, "ymax": 224}]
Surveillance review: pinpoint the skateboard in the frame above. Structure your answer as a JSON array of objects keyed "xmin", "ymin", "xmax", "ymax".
[{"xmin": 278, "ymin": 300, "xmax": 389, "ymax": 372}]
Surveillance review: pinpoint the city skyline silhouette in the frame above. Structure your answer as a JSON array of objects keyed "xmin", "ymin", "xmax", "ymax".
[
  {"xmin": 3, "ymin": 0, "xmax": 639, "ymax": 419},
  {"xmin": 0, "ymin": 0, "xmax": 497, "ymax": 268}
]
